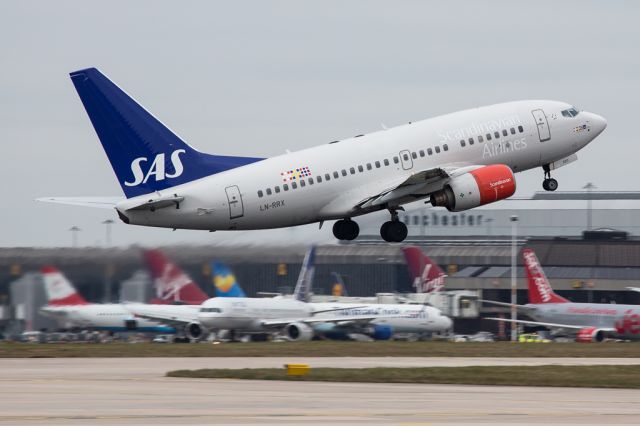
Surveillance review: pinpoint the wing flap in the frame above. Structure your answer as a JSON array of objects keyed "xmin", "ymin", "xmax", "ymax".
[{"xmin": 357, "ymin": 164, "xmax": 480, "ymax": 210}]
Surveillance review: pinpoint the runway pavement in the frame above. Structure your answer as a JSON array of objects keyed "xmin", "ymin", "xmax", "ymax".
[{"xmin": 0, "ymin": 357, "xmax": 639, "ymax": 425}]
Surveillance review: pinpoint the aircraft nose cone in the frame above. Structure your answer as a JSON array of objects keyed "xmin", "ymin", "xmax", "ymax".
[
  {"xmin": 589, "ymin": 113, "xmax": 607, "ymax": 136},
  {"xmin": 442, "ymin": 316, "xmax": 453, "ymax": 330}
]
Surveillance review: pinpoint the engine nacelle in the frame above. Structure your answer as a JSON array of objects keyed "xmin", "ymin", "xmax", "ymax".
[
  {"xmin": 284, "ymin": 322, "xmax": 314, "ymax": 341},
  {"xmin": 185, "ymin": 322, "xmax": 204, "ymax": 340},
  {"xmin": 430, "ymin": 164, "xmax": 516, "ymax": 212},
  {"xmin": 575, "ymin": 327, "xmax": 606, "ymax": 343},
  {"xmin": 366, "ymin": 324, "xmax": 394, "ymax": 340}
]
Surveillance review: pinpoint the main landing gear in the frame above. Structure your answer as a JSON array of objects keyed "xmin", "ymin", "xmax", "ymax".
[
  {"xmin": 332, "ymin": 210, "xmax": 408, "ymax": 243},
  {"xmin": 333, "ymin": 219, "xmax": 360, "ymax": 241},
  {"xmin": 380, "ymin": 209, "xmax": 408, "ymax": 243},
  {"xmin": 542, "ymin": 165, "xmax": 558, "ymax": 192}
]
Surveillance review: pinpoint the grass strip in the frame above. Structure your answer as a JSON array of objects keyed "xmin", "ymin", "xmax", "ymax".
[
  {"xmin": 167, "ymin": 365, "xmax": 640, "ymax": 389},
  {"xmin": 1, "ymin": 341, "xmax": 640, "ymax": 358}
]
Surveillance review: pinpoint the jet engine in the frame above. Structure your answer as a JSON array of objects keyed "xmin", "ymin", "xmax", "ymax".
[
  {"xmin": 284, "ymin": 322, "xmax": 314, "ymax": 341},
  {"xmin": 430, "ymin": 164, "xmax": 516, "ymax": 212},
  {"xmin": 185, "ymin": 322, "xmax": 204, "ymax": 340},
  {"xmin": 366, "ymin": 324, "xmax": 394, "ymax": 340},
  {"xmin": 575, "ymin": 327, "xmax": 606, "ymax": 343}
]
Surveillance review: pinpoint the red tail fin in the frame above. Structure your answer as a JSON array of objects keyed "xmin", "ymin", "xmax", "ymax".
[
  {"xmin": 41, "ymin": 266, "xmax": 89, "ymax": 306},
  {"xmin": 522, "ymin": 248, "xmax": 568, "ymax": 304},
  {"xmin": 143, "ymin": 249, "xmax": 209, "ymax": 305},
  {"xmin": 401, "ymin": 246, "xmax": 446, "ymax": 293}
]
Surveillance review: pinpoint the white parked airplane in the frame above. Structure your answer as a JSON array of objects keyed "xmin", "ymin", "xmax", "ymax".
[
  {"xmin": 39, "ymin": 266, "xmax": 174, "ymax": 333},
  {"xmin": 39, "ymin": 68, "xmax": 606, "ymax": 242},
  {"xmin": 39, "ymin": 251, "xmax": 211, "ymax": 333},
  {"xmin": 134, "ymin": 246, "xmax": 452, "ymax": 340},
  {"xmin": 132, "ymin": 247, "xmax": 402, "ymax": 340},
  {"xmin": 486, "ymin": 249, "xmax": 640, "ymax": 342}
]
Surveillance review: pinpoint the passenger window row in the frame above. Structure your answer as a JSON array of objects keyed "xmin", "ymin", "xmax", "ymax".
[
  {"xmin": 257, "ymin": 126, "xmax": 512, "ymax": 198},
  {"xmin": 257, "ymin": 153, "xmax": 415, "ymax": 198},
  {"xmin": 459, "ymin": 125, "xmax": 524, "ymax": 147}
]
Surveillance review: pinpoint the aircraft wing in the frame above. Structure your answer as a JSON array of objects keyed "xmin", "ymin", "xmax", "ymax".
[
  {"xmin": 626, "ymin": 287, "xmax": 640, "ymax": 293},
  {"xmin": 36, "ymin": 196, "xmax": 122, "ymax": 209},
  {"xmin": 486, "ymin": 317, "xmax": 616, "ymax": 332},
  {"xmin": 261, "ymin": 314, "xmax": 408, "ymax": 328},
  {"xmin": 127, "ymin": 309, "xmax": 198, "ymax": 327},
  {"xmin": 479, "ymin": 299, "xmax": 537, "ymax": 314},
  {"xmin": 357, "ymin": 164, "xmax": 479, "ymax": 210}
]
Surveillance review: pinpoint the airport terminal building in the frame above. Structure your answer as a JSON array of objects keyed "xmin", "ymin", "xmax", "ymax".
[{"xmin": 2, "ymin": 191, "xmax": 640, "ymax": 335}]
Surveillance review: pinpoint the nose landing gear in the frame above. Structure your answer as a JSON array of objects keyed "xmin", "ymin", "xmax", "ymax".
[
  {"xmin": 380, "ymin": 209, "xmax": 408, "ymax": 243},
  {"xmin": 332, "ymin": 219, "xmax": 360, "ymax": 241},
  {"xmin": 542, "ymin": 165, "xmax": 558, "ymax": 192}
]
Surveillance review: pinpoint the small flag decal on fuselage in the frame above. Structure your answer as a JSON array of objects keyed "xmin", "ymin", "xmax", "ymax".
[{"xmin": 281, "ymin": 167, "xmax": 312, "ymax": 182}]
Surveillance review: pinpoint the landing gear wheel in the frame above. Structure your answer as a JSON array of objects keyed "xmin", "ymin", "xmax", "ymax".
[
  {"xmin": 380, "ymin": 220, "xmax": 408, "ymax": 243},
  {"xmin": 332, "ymin": 219, "xmax": 360, "ymax": 241},
  {"xmin": 542, "ymin": 165, "xmax": 558, "ymax": 192},
  {"xmin": 542, "ymin": 178, "xmax": 558, "ymax": 192}
]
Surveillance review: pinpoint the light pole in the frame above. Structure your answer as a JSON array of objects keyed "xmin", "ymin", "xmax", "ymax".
[
  {"xmin": 510, "ymin": 215, "xmax": 519, "ymax": 342},
  {"xmin": 583, "ymin": 182, "xmax": 597, "ymax": 231},
  {"xmin": 69, "ymin": 226, "xmax": 81, "ymax": 248},
  {"xmin": 102, "ymin": 219, "xmax": 114, "ymax": 246}
]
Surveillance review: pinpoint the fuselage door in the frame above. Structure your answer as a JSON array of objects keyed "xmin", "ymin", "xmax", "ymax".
[
  {"xmin": 399, "ymin": 150, "xmax": 413, "ymax": 170},
  {"xmin": 532, "ymin": 109, "xmax": 551, "ymax": 142},
  {"xmin": 224, "ymin": 185, "xmax": 244, "ymax": 219}
]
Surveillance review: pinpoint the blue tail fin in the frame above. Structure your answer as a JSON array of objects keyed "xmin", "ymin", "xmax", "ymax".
[
  {"xmin": 211, "ymin": 262, "xmax": 246, "ymax": 298},
  {"xmin": 293, "ymin": 246, "xmax": 316, "ymax": 302},
  {"xmin": 69, "ymin": 68, "xmax": 264, "ymax": 198}
]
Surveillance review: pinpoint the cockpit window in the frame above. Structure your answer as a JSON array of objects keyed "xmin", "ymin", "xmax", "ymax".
[
  {"xmin": 200, "ymin": 307, "xmax": 222, "ymax": 313},
  {"xmin": 561, "ymin": 107, "xmax": 580, "ymax": 118}
]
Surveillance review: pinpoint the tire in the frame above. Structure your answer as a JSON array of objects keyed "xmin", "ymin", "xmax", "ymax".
[
  {"xmin": 333, "ymin": 219, "xmax": 359, "ymax": 240},
  {"xmin": 344, "ymin": 220, "xmax": 359, "ymax": 240},
  {"xmin": 332, "ymin": 220, "xmax": 345, "ymax": 239},
  {"xmin": 380, "ymin": 221, "xmax": 393, "ymax": 242},
  {"xmin": 380, "ymin": 221, "xmax": 407, "ymax": 242},
  {"xmin": 547, "ymin": 178, "xmax": 558, "ymax": 191},
  {"xmin": 388, "ymin": 221, "xmax": 408, "ymax": 242},
  {"xmin": 542, "ymin": 179, "xmax": 550, "ymax": 191}
]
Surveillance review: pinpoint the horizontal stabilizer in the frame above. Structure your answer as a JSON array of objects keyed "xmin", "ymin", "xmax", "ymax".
[{"xmin": 36, "ymin": 197, "xmax": 121, "ymax": 209}]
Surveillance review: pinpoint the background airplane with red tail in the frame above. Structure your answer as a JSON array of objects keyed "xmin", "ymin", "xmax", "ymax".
[
  {"xmin": 401, "ymin": 246, "xmax": 447, "ymax": 293},
  {"xmin": 143, "ymin": 249, "xmax": 209, "ymax": 304},
  {"xmin": 39, "ymin": 249, "xmax": 212, "ymax": 332},
  {"xmin": 486, "ymin": 249, "xmax": 640, "ymax": 342}
]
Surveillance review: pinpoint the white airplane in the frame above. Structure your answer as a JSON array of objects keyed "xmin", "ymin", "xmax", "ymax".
[
  {"xmin": 304, "ymin": 302, "xmax": 452, "ymax": 340},
  {"xmin": 134, "ymin": 246, "xmax": 451, "ymax": 340},
  {"xmin": 39, "ymin": 251, "xmax": 212, "ymax": 333},
  {"xmin": 39, "ymin": 266, "xmax": 174, "ymax": 333},
  {"xmin": 486, "ymin": 249, "xmax": 640, "ymax": 342},
  {"xmin": 39, "ymin": 68, "xmax": 606, "ymax": 242},
  {"xmin": 132, "ymin": 247, "xmax": 399, "ymax": 340}
]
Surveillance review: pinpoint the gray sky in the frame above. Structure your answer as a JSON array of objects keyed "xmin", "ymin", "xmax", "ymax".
[{"xmin": 1, "ymin": 0, "xmax": 638, "ymax": 247}]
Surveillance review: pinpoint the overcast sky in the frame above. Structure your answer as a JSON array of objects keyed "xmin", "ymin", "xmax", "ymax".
[{"xmin": 1, "ymin": 1, "xmax": 638, "ymax": 247}]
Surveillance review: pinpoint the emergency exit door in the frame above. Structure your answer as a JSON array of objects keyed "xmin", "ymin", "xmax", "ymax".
[
  {"xmin": 225, "ymin": 185, "xmax": 244, "ymax": 219},
  {"xmin": 531, "ymin": 109, "xmax": 551, "ymax": 142},
  {"xmin": 399, "ymin": 150, "xmax": 413, "ymax": 170}
]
